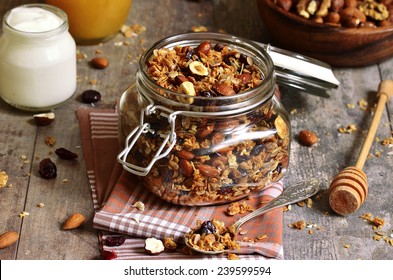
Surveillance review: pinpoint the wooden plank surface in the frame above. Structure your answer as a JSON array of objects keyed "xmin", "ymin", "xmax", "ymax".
[{"xmin": 0, "ymin": 0, "xmax": 392, "ymax": 260}]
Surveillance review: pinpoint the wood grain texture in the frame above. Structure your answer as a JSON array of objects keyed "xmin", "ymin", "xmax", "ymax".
[{"xmin": 0, "ymin": 0, "xmax": 392, "ymax": 260}]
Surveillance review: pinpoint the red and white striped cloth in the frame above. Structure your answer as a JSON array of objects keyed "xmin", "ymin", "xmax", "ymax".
[{"xmin": 77, "ymin": 108, "xmax": 284, "ymax": 260}]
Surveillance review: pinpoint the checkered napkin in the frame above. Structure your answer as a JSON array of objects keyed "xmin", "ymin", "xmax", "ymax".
[{"xmin": 77, "ymin": 108, "xmax": 284, "ymax": 260}]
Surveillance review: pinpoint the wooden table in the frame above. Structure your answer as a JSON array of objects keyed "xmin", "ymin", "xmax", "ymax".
[{"xmin": 1, "ymin": 0, "xmax": 392, "ymax": 260}]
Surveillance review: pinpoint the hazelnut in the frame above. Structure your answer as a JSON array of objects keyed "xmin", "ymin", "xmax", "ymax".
[
  {"xmin": 163, "ymin": 237, "xmax": 177, "ymax": 251},
  {"xmin": 189, "ymin": 61, "xmax": 208, "ymax": 76},
  {"xmin": 178, "ymin": 81, "xmax": 196, "ymax": 104},
  {"xmin": 145, "ymin": 237, "xmax": 165, "ymax": 255},
  {"xmin": 33, "ymin": 112, "xmax": 55, "ymax": 126},
  {"xmin": 299, "ymin": 130, "xmax": 319, "ymax": 146}
]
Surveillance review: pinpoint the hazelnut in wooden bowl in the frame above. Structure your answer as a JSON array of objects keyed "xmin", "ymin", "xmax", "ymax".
[{"xmin": 257, "ymin": 0, "xmax": 393, "ymax": 67}]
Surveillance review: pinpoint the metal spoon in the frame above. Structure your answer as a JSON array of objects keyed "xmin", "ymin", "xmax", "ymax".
[{"xmin": 184, "ymin": 178, "xmax": 320, "ymax": 255}]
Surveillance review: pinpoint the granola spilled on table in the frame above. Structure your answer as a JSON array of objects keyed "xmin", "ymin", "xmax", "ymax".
[{"xmin": 120, "ymin": 39, "xmax": 290, "ymax": 205}]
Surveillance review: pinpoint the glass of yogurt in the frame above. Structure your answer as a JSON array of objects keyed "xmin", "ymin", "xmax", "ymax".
[{"xmin": 0, "ymin": 4, "xmax": 76, "ymax": 112}]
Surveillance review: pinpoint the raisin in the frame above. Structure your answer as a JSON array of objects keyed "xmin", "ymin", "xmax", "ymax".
[
  {"xmin": 199, "ymin": 221, "xmax": 216, "ymax": 235},
  {"xmin": 213, "ymin": 43, "xmax": 225, "ymax": 52},
  {"xmin": 239, "ymin": 54, "xmax": 253, "ymax": 66},
  {"xmin": 275, "ymin": 163, "xmax": 283, "ymax": 174},
  {"xmin": 55, "ymin": 148, "xmax": 78, "ymax": 160},
  {"xmin": 197, "ymin": 91, "xmax": 215, "ymax": 98},
  {"xmin": 250, "ymin": 144, "xmax": 264, "ymax": 156},
  {"xmin": 184, "ymin": 46, "xmax": 195, "ymax": 61},
  {"xmin": 104, "ymin": 236, "xmax": 126, "ymax": 247},
  {"xmin": 236, "ymin": 155, "xmax": 248, "ymax": 163},
  {"xmin": 217, "ymin": 186, "xmax": 233, "ymax": 195},
  {"xmin": 39, "ymin": 158, "xmax": 57, "ymax": 179},
  {"xmin": 81, "ymin": 89, "xmax": 101, "ymax": 103},
  {"xmin": 102, "ymin": 250, "xmax": 117, "ymax": 260}
]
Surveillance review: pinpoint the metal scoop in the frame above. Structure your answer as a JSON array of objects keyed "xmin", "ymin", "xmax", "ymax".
[{"xmin": 184, "ymin": 178, "xmax": 320, "ymax": 255}]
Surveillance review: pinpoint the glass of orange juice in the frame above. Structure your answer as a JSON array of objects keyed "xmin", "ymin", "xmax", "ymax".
[{"xmin": 45, "ymin": 0, "xmax": 132, "ymax": 45}]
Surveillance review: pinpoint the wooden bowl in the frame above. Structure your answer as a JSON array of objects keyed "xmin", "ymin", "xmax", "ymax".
[{"xmin": 257, "ymin": 0, "xmax": 393, "ymax": 67}]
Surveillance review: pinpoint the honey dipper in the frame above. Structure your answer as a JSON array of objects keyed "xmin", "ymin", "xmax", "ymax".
[{"xmin": 329, "ymin": 80, "xmax": 393, "ymax": 216}]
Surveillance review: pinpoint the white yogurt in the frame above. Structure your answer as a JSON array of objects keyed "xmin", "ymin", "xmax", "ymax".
[
  {"xmin": 6, "ymin": 7, "xmax": 63, "ymax": 32},
  {"xmin": 0, "ymin": 4, "xmax": 76, "ymax": 111}
]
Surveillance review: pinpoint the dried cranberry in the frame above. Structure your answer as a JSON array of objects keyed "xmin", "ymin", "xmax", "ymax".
[
  {"xmin": 102, "ymin": 250, "xmax": 117, "ymax": 260},
  {"xmin": 39, "ymin": 158, "xmax": 57, "ymax": 179},
  {"xmin": 55, "ymin": 148, "xmax": 78, "ymax": 160},
  {"xmin": 81, "ymin": 89, "xmax": 101, "ymax": 103},
  {"xmin": 104, "ymin": 236, "xmax": 126, "ymax": 247}
]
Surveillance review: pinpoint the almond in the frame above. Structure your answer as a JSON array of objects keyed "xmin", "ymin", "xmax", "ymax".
[
  {"xmin": 196, "ymin": 123, "xmax": 215, "ymax": 138},
  {"xmin": 174, "ymin": 75, "xmax": 189, "ymax": 85},
  {"xmin": 63, "ymin": 213, "xmax": 86, "ymax": 230},
  {"xmin": 211, "ymin": 132, "xmax": 225, "ymax": 145},
  {"xmin": 179, "ymin": 159, "xmax": 194, "ymax": 177},
  {"xmin": 91, "ymin": 57, "xmax": 109, "ymax": 69},
  {"xmin": 236, "ymin": 73, "xmax": 252, "ymax": 84},
  {"xmin": 195, "ymin": 41, "xmax": 211, "ymax": 56},
  {"xmin": 176, "ymin": 150, "xmax": 195, "ymax": 160},
  {"xmin": 299, "ymin": 130, "xmax": 319, "ymax": 146},
  {"xmin": 0, "ymin": 231, "xmax": 19, "ymax": 249},
  {"xmin": 196, "ymin": 164, "xmax": 220, "ymax": 177},
  {"xmin": 212, "ymin": 83, "xmax": 236, "ymax": 96}
]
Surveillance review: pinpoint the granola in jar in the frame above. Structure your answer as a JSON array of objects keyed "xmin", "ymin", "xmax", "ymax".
[{"xmin": 118, "ymin": 32, "xmax": 290, "ymax": 206}]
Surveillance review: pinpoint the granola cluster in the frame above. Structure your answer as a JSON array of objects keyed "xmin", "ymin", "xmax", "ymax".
[
  {"xmin": 120, "ymin": 40, "xmax": 290, "ymax": 205},
  {"xmin": 185, "ymin": 219, "xmax": 239, "ymax": 252}
]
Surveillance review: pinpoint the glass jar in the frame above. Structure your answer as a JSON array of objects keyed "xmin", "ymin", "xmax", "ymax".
[
  {"xmin": 118, "ymin": 32, "xmax": 291, "ymax": 206},
  {"xmin": 0, "ymin": 4, "xmax": 76, "ymax": 112},
  {"xmin": 45, "ymin": 0, "xmax": 132, "ymax": 45}
]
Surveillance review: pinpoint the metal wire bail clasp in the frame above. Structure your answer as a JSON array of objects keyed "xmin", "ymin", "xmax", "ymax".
[{"xmin": 117, "ymin": 104, "xmax": 177, "ymax": 176}]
